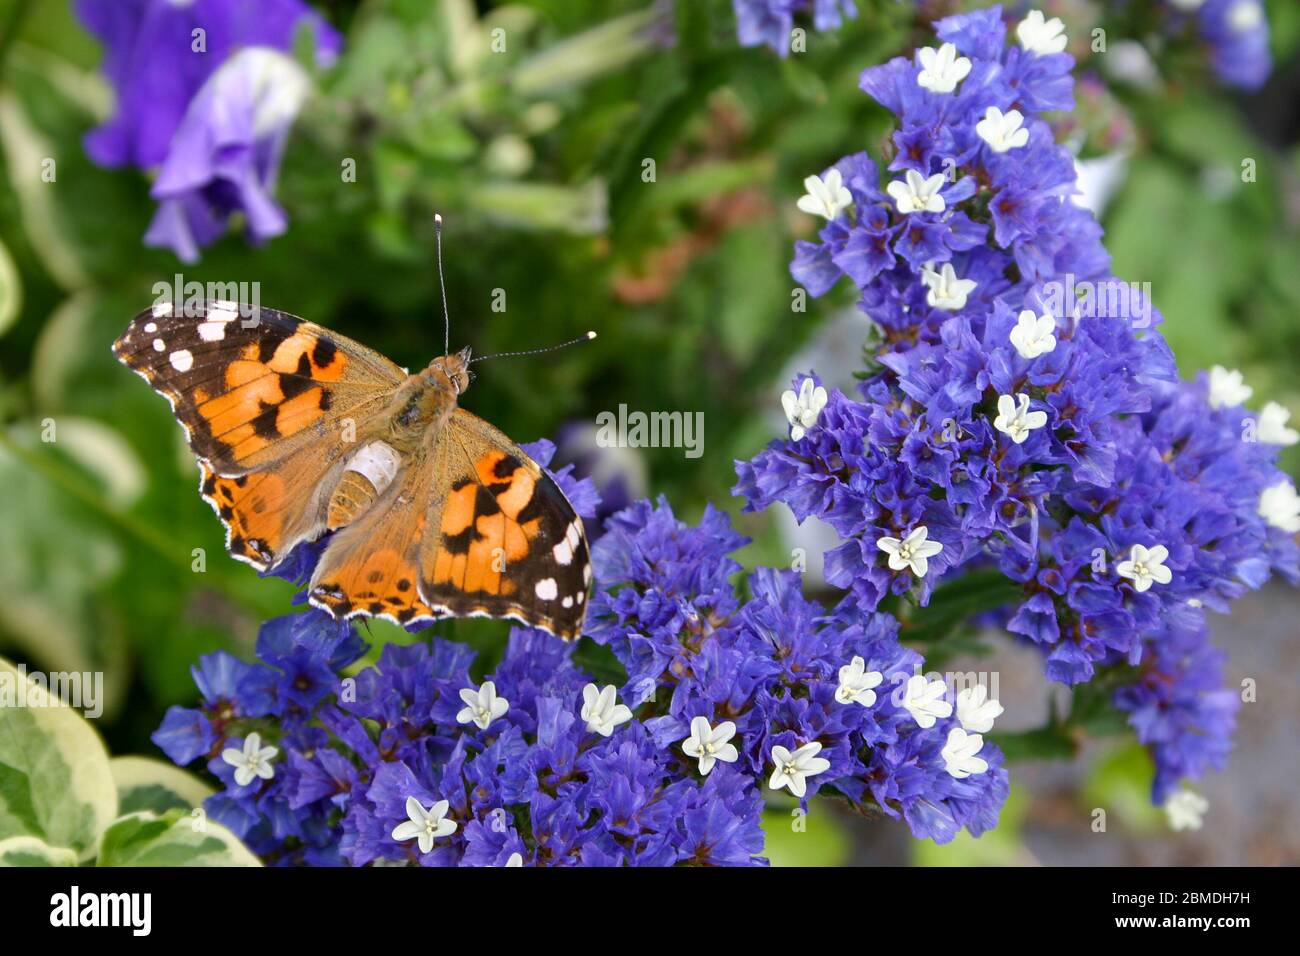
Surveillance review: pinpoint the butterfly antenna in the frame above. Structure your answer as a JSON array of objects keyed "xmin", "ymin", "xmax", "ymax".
[
  {"xmin": 470, "ymin": 331, "xmax": 597, "ymax": 364},
  {"xmin": 435, "ymin": 213, "xmax": 450, "ymax": 356}
]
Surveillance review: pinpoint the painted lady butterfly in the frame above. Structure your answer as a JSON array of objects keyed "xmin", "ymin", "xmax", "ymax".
[{"xmin": 113, "ymin": 290, "xmax": 593, "ymax": 640}]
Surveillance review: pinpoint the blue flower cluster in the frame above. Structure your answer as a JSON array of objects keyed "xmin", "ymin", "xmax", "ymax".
[
  {"xmin": 733, "ymin": 0, "xmax": 859, "ymax": 55},
  {"xmin": 737, "ymin": 7, "xmax": 1297, "ymax": 803},
  {"xmin": 77, "ymin": 0, "xmax": 339, "ymax": 261},
  {"xmin": 154, "ymin": 442, "xmax": 1009, "ymax": 864}
]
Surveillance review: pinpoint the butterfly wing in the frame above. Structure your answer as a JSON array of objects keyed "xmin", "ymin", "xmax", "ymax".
[
  {"xmin": 113, "ymin": 300, "xmax": 406, "ymax": 473},
  {"xmin": 307, "ymin": 461, "xmax": 442, "ymax": 627},
  {"xmin": 420, "ymin": 408, "xmax": 591, "ymax": 640},
  {"xmin": 115, "ymin": 300, "xmax": 407, "ymax": 570},
  {"xmin": 304, "ymin": 408, "xmax": 591, "ymax": 639}
]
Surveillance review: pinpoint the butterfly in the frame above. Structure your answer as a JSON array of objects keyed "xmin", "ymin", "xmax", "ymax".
[{"xmin": 112, "ymin": 290, "xmax": 594, "ymax": 640}]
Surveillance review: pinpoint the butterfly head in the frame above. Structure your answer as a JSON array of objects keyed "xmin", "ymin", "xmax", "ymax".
[{"xmin": 423, "ymin": 346, "xmax": 473, "ymax": 395}]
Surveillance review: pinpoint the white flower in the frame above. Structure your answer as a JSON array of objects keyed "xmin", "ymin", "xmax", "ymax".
[
  {"xmin": 580, "ymin": 683, "xmax": 633, "ymax": 736},
  {"xmin": 1228, "ymin": 0, "xmax": 1263, "ymax": 32},
  {"xmin": 505, "ymin": 852, "xmax": 524, "ymax": 867},
  {"xmin": 901, "ymin": 675, "xmax": 953, "ymax": 728},
  {"xmin": 1257, "ymin": 401, "xmax": 1299, "ymax": 445},
  {"xmin": 1116, "ymin": 543, "xmax": 1173, "ymax": 593},
  {"xmin": 681, "ymin": 716, "xmax": 739, "ymax": 775},
  {"xmin": 221, "ymin": 732, "xmax": 278, "ymax": 787},
  {"xmin": 391, "ymin": 797, "xmax": 457, "ymax": 853},
  {"xmin": 955, "ymin": 684, "xmax": 1004, "ymax": 733},
  {"xmin": 976, "ymin": 106, "xmax": 1030, "ymax": 153},
  {"xmin": 886, "ymin": 169, "xmax": 947, "ymax": 214},
  {"xmin": 993, "ymin": 392, "xmax": 1048, "ymax": 444},
  {"xmin": 1009, "ymin": 309, "xmax": 1057, "ymax": 358},
  {"xmin": 941, "ymin": 727, "xmax": 989, "ymax": 778},
  {"xmin": 768, "ymin": 741, "xmax": 831, "ymax": 798},
  {"xmin": 1258, "ymin": 481, "xmax": 1300, "ymax": 533},
  {"xmin": 920, "ymin": 262, "xmax": 977, "ymax": 311},
  {"xmin": 1164, "ymin": 789, "xmax": 1209, "ymax": 832},
  {"xmin": 835, "ymin": 656, "xmax": 884, "ymax": 707},
  {"xmin": 797, "ymin": 168, "xmax": 853, "ymax": 221},
  {"xmin": 456, "ymin": 680, "xmax": 510, "ymax": 730},
  {"xmin": 1207, "ymin": 365, "xmax": 1252, "ymax": 409},
  {"xmin": 781, "ymin": 377, "xmax": 829, "ymax": 441},
  {"xmin": 876, "ymin": 526, "xmax": 944, "ymax": 578},
  {"xmin": 1016, "ymin": 10, "xmax": 1068, "ymax": 56},
  {"xmin": 916, "ymin": 42, "xmax": 971, "ymax": 94}
]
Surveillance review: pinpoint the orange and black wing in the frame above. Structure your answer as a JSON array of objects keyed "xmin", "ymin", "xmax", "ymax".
[
  {"xmin": 420, "ymin": 409, "xmax": 591, "ymax": 640},
  {"xmin": 113, "ymin": 300, "xmax": 405, "ymax": 569}
]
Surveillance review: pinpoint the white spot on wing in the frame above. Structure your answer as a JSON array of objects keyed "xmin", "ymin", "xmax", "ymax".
[
  {"xmin": 553, "ymin": 538, "xmax": 573, "ymax": 566},
  {"xmin": 152, "ymin": 338, "xmax": 165, "ymax": 352},
  {"xmin": 169, "ymin": 349, "xmax": 193, "ymax": 372},
  {"xmin": 197, "ymin": 320, "xmax": 228, "ymax": 342},
  {"xmin": 151, "ymin": 301, "xmax": 172, "ymax": 318},
  {"xmin": 144, "ymin": 322, "xmax": 158, "ymax": 333},
  {"xmin": 535, "ymin": 578, "xmax": 557, "ymax": 601}
]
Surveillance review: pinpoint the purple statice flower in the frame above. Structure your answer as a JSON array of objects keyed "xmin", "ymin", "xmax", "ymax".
[
  {"xmin": 737, "ymin": 6, "xmax": 1297, "ymax": 804},
  {"xmin": 1114, "ymin": 618, "xmax": 1239, "ymax": 805},
  {"xmin": 158, "ymin": 497, "xmax": 1010, "ymax": 864},
  {"xmin": 76, "ymin": 0, "xmax": 340, "ymax": 261},
  {"xmin": 734, "ymin": 0, "xmax": 859, "ymax": 56}
]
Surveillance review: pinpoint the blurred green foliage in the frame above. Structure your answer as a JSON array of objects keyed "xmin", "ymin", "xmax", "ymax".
[{"xmin": 0, "ymin": 0, "xmax": 1297, "ymax": 863}]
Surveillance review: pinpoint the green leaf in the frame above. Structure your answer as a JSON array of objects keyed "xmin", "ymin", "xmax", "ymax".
[
  {"xmin": 0, "ymin": 236, "xmax": 19, "ymax": 337},
  {"xmin": 899, "ymin": 569, "xmax": 1021, "ymax": 646},
  {"xmin": 0, "ymin": 656, "xmax": 117, "ymax": 860},
  {"xmin": 97, "ymin": 811, "xmax": 261, "ymax": 867},
  {"xmin": 761, "ymin": 802, "xmax": 850, "ymax": 866},
  {"xmin": 110, "ymin": 757, "xmax": 214, "ymax": 817},
  {"xmin": 0, "ymin": 835, "xmax": 79, "ymax": 867}
]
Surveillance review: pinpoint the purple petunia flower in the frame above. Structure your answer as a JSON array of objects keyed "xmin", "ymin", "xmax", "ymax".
[{"xmin": 76, "ymin": 0, "xmax": 340, "ymax": 260}]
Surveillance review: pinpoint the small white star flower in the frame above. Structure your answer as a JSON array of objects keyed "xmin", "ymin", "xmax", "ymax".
[
  {"xmin": 901, "ymin": 675, "xmax": 953, "ymax": 728},
  {"xmin": 876, "ymin": 526, "xmax": 944, "ymax": 578},
  {"xmin": 835, "ymin": 655, "xmax": 884, "ymax": 707},
  {"xmin": 887, "ymin": 169, "xmax": 947, "ymax": 214},
  {"xmin": 955, "ymin": 684, "xmax": 1004, "ymax": 733},
  {"xmin": 505, "ymin": 852, "xmax": 524, "ymax": 867},
  {"xmin": 941, "ymin": 727, "xmax": 989, "ymax": 778},
  {"xmin": 1228, "ymin": 0, "xmax": 1263, "ymax": 32},
  {"xmin": 1258, "ymin": 480, "xmax": 1300, "ymax": 533},
  {"xmin": 1207, "ymin": 365, "xmax": 1252, "ymax": 409},
  {"xmin": 1009, "ymin": 309, "xmax": 1057, "ymax": 358},
  {"xmin": 781, "ymin": 377, "xmax": 829, "ymax": 441},
  {"xmin": 391, "ymin": 797, "xmax": 457, "ymax": 853},
  {"xmin": 1017, "ymin": 10, "xmax": 1068, "ymax": 56},
  {"xmin": 1164, "ymin": 789, "xmax": 1209, "ymax": 831},
  {"xmin": 456, "ymin": 680, "xmax": 510, "ymax": 730},
  {"xmin": 920, "ymin": 262, "xmax": 977, "ymax": 311},
  {"xmin": 1257, "ymin": 401, "xmax": 1299, "ymax": 446},
  {"xmin": 916, "ymin": 42, "xmax": 971, "ymax": 94},
  {"xmin": 221, "ymin": 732, "xmax": 278, "ymax": 787},
  {"xmin": 1116, "ymin": 543, "xmax": 1173, "ymax": 593},
  {"xmin": 993, "ymin": 392, "xmax": 1048, "ymax": 444},
  {"xmin": 976, "ymin": 106, "xmax": 1030, "ymax": 153},
  {"xmin": 768, "ymin": 741, "xmax": 831, "ymax": 798},
  {"xmin": 681, "ymin": 716, "xmax": 739, "ymax": 775},
  {"xmin": 580, "ymin": 683, "xmax": 633, "ymax": 736},
  {"xmin": 797, "ymin": 168, "xmax": 853, "ymax": 221}
]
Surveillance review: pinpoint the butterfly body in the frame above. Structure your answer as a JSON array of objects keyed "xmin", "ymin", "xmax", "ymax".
[{"xmin": 115, "ymin": 301, "xmax": 590, "ymax": 640}]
